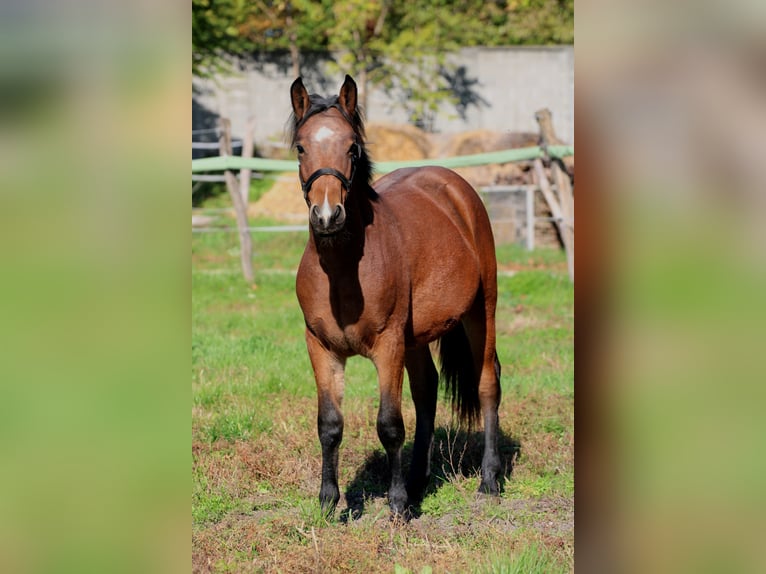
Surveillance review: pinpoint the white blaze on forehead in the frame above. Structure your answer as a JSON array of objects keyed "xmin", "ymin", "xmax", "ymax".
[{"xmin": 313, "ymin": 126, "xmax": 335, "ymax": 142}]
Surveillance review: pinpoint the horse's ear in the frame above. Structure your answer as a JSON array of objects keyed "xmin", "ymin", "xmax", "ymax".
[
  {"xmin": 290, "ymin": 77, "xmax": 310, "ymax": 122},
  {"xmin": 338, "ymin": 75, "xmax": 357, "ymax": 118}
]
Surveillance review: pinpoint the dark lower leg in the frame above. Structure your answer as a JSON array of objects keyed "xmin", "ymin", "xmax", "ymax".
[
  {"xmin": 405, "ymin": 348, "xmax": 438, "ymax": 501},
  {"xmin": 478, "ymin": 354, "xmax": 502, "ymax": 495},
  {"xmin": 478, "ymin": 409, "xmax": 501, "ymax": 494},
  {"xmin": 377, "ymin": 404, "xmax": 407, "ymax": 515},
  {"xmin": 318, "ymin": 399, "xmax": 344, "ymax": 513}
]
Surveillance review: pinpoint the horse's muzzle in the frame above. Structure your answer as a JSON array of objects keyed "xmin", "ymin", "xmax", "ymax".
[{"xmin": 310, "ymin": 203, "xmax": 346, "ymax": 235}]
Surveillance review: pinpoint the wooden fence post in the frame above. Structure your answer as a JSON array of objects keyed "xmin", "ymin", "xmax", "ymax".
[
  {"xmin": 220, "ymin": 118, "xmax": 255, "ymax": 285},
  {"xmin": 553, "ymin": 161, "xmax": 574, "ymax": 281},
  {"xmin": 239, "ymin": 117, "xmax": 255, "ymax": 204},
  {"xmin": 525, "ymin": 185, "xmax": 535, "ymax": 251},
  {"xmin": 535, "ymin": 109, "xmax": 574, "ymax": 282},
  {"xmin": 533, "ymin": 159, "xmax": 574, "ymax": 282}
]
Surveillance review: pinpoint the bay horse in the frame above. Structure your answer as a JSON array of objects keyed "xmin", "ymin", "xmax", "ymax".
[{"xmin": 290, "ymin": 75, "xmax": 502, "ymax": 517}]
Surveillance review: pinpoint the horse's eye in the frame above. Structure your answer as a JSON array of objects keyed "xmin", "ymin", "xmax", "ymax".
[
  {"xmin": 296, "ymin": 144, "xmax": 305, "ymax": 154},
  {"xmin": 348, "ymin": 144, "xmax": 358, "ymax": 157}
]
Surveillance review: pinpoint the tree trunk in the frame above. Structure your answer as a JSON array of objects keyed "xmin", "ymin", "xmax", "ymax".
[
  {"xmin": 286, "ymin": 10, "xmax": 301, "ymax": 78},
  {"xmin": 358, "ymin": 65, "xmax": 368, "ymax": 112}
]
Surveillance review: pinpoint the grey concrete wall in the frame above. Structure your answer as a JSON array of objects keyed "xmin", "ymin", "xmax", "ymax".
[{"xmin": 192, "ymin": 46, "xmax": 573, "ymax": 147}]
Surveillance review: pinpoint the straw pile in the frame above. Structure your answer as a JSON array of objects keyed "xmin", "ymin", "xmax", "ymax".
[
  {"xmin": 364, "ymin": 123, "xmax": 431, "ymax": 161},
  {"xmin": 439, "ymin": 130, "xmax": 538, "ymax": 189},
  {"xmin": 247, "ymin": 175, "xmax": 306, "ymax": 221}
]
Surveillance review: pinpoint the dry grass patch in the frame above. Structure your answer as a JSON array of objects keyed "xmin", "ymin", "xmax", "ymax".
[{"xmin": 192, "ymin": 385, "xmax": 573, "ymax": 571}]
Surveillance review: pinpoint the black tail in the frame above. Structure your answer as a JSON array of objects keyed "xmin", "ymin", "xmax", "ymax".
[{"xmin": 438, "ymin": 322, "xmax": 481, "ymax": 429}]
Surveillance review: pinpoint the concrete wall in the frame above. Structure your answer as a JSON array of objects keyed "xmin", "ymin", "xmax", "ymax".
[{"xmin": 192, "ymin": 46, "xmax": 573, "ymax": 147}]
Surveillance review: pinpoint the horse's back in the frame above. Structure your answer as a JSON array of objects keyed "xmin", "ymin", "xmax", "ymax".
[
  {"xmin": 372, "ymin": 166, "xmax": 497, "ymax": 345},
  {"xmin": 375, "ymin": 166, "xmax": 495, "ymax": 259}
]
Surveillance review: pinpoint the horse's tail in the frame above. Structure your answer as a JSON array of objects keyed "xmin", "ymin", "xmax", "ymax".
[{"xmin": 438, "ymin": 322, "xmax": 481, "ymax": 429}]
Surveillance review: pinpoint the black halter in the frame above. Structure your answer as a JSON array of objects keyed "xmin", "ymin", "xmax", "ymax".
[{"xmin": 300, "ymin": 143, "xmax": 360, "ymax": 201}]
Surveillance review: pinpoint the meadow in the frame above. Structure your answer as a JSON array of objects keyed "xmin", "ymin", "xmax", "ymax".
[{"xmin": 192, "ymin": 211, "xmax": 573, "ymax": 573}]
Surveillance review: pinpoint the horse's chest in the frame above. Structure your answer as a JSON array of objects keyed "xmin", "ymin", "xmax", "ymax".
[{"xmin": 297, "ymin": 273, "xmax": 392, "ymax": 357}]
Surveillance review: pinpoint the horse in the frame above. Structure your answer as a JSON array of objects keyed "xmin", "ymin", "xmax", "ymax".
[{"xmin": 289, "ymin": 75, "xmax": 502, "ymax": 517}]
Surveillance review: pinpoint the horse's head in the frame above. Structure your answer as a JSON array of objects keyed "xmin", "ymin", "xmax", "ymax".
[{"xmin": 290, "ymin": 75, "xmax": 363, "ymax": 236}]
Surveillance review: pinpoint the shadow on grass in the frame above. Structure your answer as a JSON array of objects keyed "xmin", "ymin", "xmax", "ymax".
[{"xmin": 339, "ymin": 426, "xmax": 520, "ymax": 522}]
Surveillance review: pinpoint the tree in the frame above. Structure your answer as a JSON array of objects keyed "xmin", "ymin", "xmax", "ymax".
[
  {"xmin": 319, "ymin": 0, "xmax": 574, "ymax": 129},
  {"xmin": 192, "ymin": 0, "xmax": 574, "ymax": 128},
  {"xmin": 323, "ymin": 0, "xmax": 468, "ymax": 129},
  {"xmin": 192, "ymin": 0, "xmax": 255, "ymax": 77},
  {"xmin": 237, "ymin": 1, "xmax": 331, "ymax": 78},
  {"xmin": 193, "ymin": 0, "xmax": 331, "ymax": 78}
]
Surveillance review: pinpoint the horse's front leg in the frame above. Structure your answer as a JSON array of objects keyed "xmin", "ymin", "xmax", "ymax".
[
  {"xmin": 306, "ymin": 329, "xmax": 346, "ymax": 515},
  {"xmin": 372, "ymin": 333, "xmax": 408, "ymax": 517}
]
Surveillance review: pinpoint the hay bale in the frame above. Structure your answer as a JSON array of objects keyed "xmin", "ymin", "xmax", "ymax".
[
  {"xmin": 495, "ymin": 131, "xmax": 539, "ymax": 149},
  {"xmin": 365, "ymin": 123, "xmax": 431, "ymax": 161},
  {"xmin": 453, "ymin": 162, "xmax": 527, "ymax": 189},
  {"xmin": 440, "ymin": 129, "xmax": 539, "ymax": 158},
  {"xmin": 440, "ymin": 129, "xmax": 538, "ymax": 188},
  {"xmin": 440, "ymin": 130, "xmax": 499, "ymax": 157}
]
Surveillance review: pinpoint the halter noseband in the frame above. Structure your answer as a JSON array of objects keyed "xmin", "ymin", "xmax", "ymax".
[{"xmin": 300, "ymin": 143, "xmax": 361, "ymax": 201}]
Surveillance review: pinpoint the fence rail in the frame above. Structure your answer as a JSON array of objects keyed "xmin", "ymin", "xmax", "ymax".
[
  {"xmin": 191, "ymin": 145, "xmax": 574, "ymax": 174},
  {"xmin": 192, "ymin": 141, "xmax": 243, "ymax": 150},
  {"xmin": 192, "ymin": 115, "xmax": 574, "ymax": 283}
]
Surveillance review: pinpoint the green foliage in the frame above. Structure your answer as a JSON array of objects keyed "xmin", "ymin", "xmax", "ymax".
[
  {"xmin": 237, "ymin": 0, "xmax": 330, "ymax": 53},
  {"xmin": 324, "ymin": 0, "xmax": 465, "ymax": 129},
  {"xmin": 456, "ymin": 0, "xmax": 575, "ymax": 46},
  {"xmin": 192, "ymin": 0, "xmax": 574, "ymax": 126},
  {"xmin": 192, "ymin": 0, "xmax": 255, "ymax": 77}
]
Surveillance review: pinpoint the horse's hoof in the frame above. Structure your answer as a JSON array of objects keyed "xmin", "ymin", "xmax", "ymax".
[
  {"xmin": 319, "ymin": 489, "xmax": 340, "ymax": 518},
  {"xmin": 389, "ymin": 506, "xmax": 411, "ymax": 524},
  {"xmin": 388, "ymin": 484, "xmax": 408, "ymax": 511},
  {"xmin": 478, "ymin": 480, "xmax": 499, "ymax": 496}
]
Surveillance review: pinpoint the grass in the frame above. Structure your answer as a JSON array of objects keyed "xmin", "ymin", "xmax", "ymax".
[
  {"xmin": 477, "ymin": 543, "xmax": 569, "ymax": 574},
  {"xmin": 192, "ymin": 175, "xmax": 277, "ymax": 208},
  {"xmin": 192, "ymin": 218, "xmax": 573, "ymax": 573}
]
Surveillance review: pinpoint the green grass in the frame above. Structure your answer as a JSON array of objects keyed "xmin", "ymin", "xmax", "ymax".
[
  {"xmin": 478, "ymin": 543, "xmax": 569, "ymax": 574},
  {"xmin": 192, "ymin": 222, "xmax": 573, "ymax": 572}
]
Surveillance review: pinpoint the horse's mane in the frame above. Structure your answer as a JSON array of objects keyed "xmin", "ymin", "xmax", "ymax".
[{"xmin": 288, "ymin": 93, "xmax": 374, "ymax": 186}]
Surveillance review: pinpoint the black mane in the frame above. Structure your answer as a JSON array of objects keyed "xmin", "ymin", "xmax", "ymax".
[{"xmin": 288, "ymin": 93, "xmax": 374, "ymax": 187}]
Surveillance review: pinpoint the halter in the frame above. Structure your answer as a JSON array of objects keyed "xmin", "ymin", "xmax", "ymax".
[{"xmin": 300, "ymin": 142, "xmax": 361, "ymax": 202}]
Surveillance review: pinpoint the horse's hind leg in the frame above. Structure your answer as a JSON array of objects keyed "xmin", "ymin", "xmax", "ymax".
[
  {"xmin": 306, "ymin": 329, "xmax": 346, "ymax": 515},
  {"xmin": 404, "ymin": 346, "xmax": 439, "ymax": 502},
  {"xmin": 463, "ymin": 293, "xmax": 502, "ymax": 495}
]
